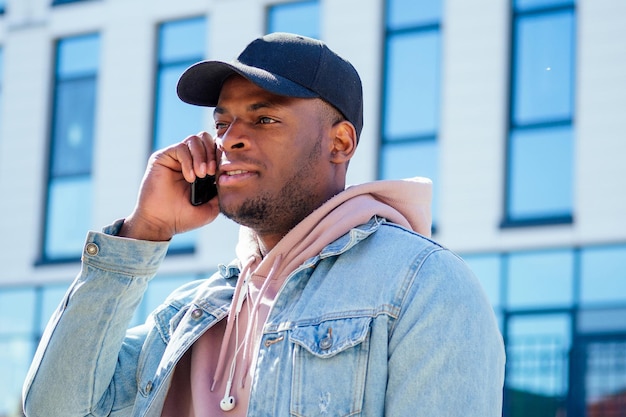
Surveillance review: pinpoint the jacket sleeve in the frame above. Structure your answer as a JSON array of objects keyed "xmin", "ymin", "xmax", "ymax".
[
  {"xmin": 22, "ymin": 222, "xmax": 169, "ymax": 417},
  {"xmin": 385, "ymin": 248, "xmax": 506, "ymax": 417}
]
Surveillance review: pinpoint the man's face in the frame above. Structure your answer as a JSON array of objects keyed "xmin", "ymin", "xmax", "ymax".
[{"xmin": 213, "ymin": 75, "xmax": 337, "ymax": 237}]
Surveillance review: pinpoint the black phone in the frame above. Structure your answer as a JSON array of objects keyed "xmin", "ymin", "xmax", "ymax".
[{"xmin": 190, "ymin": 175, "xmax": 217, "ymax": 206}]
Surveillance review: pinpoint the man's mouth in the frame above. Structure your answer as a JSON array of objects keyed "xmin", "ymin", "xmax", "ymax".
[
  {"xmin": 218, "ymin": 169, "xmax": 257, "ymax": 186},
  {"xmin": 225, "ymin": 170, "xmax": 250, "ymax": 176}
]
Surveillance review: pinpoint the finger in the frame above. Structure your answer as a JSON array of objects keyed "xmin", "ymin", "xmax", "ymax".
[
  {"xmin": 170, "ymin": 142, "xmax": 195, "ymax": 183},
  {"xmin": 182, "ymin": 134, "xmax": 209, "ymax": 178},
  {"xmin": 198, "ymin": 131, "xmax": 218, "ymax": 176}
]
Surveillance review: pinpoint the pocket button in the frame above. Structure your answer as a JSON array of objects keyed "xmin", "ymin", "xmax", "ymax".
[{"xmin": 319, "ymin": 334, "xmax": 333, "ymax": 350}]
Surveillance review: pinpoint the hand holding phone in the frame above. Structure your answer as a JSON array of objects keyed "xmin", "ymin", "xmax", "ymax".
[{"xmin": 190, "ymin": 175, "xmax": 217, "ymax": 206}]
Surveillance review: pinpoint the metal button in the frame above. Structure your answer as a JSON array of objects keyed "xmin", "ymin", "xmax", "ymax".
[
  {"xmin": 190, "ymin": 308, "xmax": 203, "ymax": 319},
  {"xmin": 320, "ymin": 335, "xmax": 333, "ymax": 350},
  {"xmin": 319, "ymin": 328, "xmax": 333, "ymax": 350},
  {"xmin": 85, "ymin": 243, "xmax": 99, "ymax": 256},
  {"xmin": 145, "ymin": 381, "xmax": 153, "ymax": 394}
]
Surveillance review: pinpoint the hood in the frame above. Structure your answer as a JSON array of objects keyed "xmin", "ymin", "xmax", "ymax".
[{"xmin": 235, "ymin": 176, "xmax": 432, "ymax": 279}]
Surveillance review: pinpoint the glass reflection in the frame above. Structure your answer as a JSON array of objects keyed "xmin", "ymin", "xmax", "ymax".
[{"xmin": 267, "ymin": 0, "xmax": 320, "ymax": 38}]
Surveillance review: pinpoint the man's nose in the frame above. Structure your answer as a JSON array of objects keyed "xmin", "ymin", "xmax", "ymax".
[{"xmin": 216, "ymin": 119, "xmax": 250, "ymax": 151}]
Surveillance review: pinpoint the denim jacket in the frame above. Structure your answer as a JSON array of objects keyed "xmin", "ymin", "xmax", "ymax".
[{"xmin": 23, "ymin": 217, "xmax": 505, "ymax": 417}]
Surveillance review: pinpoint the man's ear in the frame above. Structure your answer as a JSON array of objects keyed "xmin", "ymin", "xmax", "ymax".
[{"xmin": 329, "ymin": 121, "xmax": 357, "ymax": 164}]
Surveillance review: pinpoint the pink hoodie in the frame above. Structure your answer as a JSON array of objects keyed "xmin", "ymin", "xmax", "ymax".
[{"xmin": 161, "ymin": 177, "xmax": 432, "ymax": 417}]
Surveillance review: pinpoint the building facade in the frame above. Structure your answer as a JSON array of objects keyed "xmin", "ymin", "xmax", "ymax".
[{"xmin": 0, "ymin": 0, "xmax": 625, "ymax": 416}]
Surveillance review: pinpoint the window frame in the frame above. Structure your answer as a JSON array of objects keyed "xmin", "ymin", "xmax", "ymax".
[
  {"xmin": 501, "ymin": 0, "xmax": 577, "ymax": 228},
  {"xmin": 51, "ymin": 0, "xmax": 95, "ymax": 6},
  {"xmin": 39, "ymin": 33, "xmax": 101, "ymax": 264},
  {"xmin": 462, "ymin": 241, "xmax": 626, "ymax": 417},
  {"xmin": 379, "ymin": 0, "xmax": 443, "ymax": 234},
  {"xmin": 151, "ymin": 16, "xmax": 207, "ymax": 256}
]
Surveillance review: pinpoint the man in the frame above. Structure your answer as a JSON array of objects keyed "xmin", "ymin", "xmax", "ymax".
[{"xmin": 23, "ymin": 33, "xmax": 504, "ymax": 417}]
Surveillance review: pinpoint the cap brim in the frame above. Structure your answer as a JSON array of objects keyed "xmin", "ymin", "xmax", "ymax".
[{"xmin": 177, "ymin": 60, "xmax": 319, "ymax": 107}]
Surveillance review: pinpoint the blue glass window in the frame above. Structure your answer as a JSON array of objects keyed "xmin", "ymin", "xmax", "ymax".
[
  {"xmin": 459, "ymin": 243, "xmax": 626, "ymax": 415},
  {"xmin": 508, "ymin": 126, "xmax": 574, "ymax": 219},
  {"xmin": 50, "ymin": 78, "xmax": 96, "ymax": 177},
  {"xmin": 43, "ymin": 34, "xmax": 100, "ymax": 261},
  {"xmin": 153, "ymin": 17, "xmax": 207, "ymax": 252},
  {"xmin": 45, "ymin": 177, "xmax": 93, "ymax": 258},
  {"xmin": 0, "ymin": 289, "xmax": 36, "ymax": 335},
  {"xmin": 387, "ymin": 0, "xmax": 442, "ymax": 29},
  {"xmin": 383, "ymin": 32, "xmax": 441, "ymax": 140},
  {"xmin": 513, "ymin": 12, "xmax": 575, "ymax": 125},
  {"xmin": 507, "ymin": 249, "xmax": 574, "ymax": 308},
  {"xmin": 580, "ymin": 245, "xmax": 626, "ymax": 306},
  {"xmin": 463, "ymin": 254, "xmax": 503, "ymax": 330},
  {"xmin": 0, "ymin": 288, "xmax": 37, "ymax": 416},
  {"xmin": 380, "ymin": 140, "xmax": 439, "ymax": 216},
  {"xmin": 0, "ymin": 338, "xmax": 35, "ymax": 415},
  {"xmin": 381, "ymin": 0, "xmax": 442, "ymax": 230},
  {"xmin": 578, "ymin": 308, "xmax": 626, "ymax": 334},
  {"xmin": 504, "ymin": 2, "xmax": 576, "ymax": 226},
  {"xmin": 154, "ymin": 17, "xmax": 206, "ymax": 151},
  {"xmin": 463, "ymin": 254, "xmax": 502, "ymax": 308},
  {"xmin": 506, "ymin": 314, "xmax": 571, "ymax": 406},
  {"xmin": 267, "ymin": 0, "xmax": 320, "ymax": 38}
]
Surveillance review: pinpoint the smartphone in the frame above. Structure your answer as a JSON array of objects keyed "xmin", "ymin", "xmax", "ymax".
[{"xmin": 190, "ymin": 175, "xmax": 217, "ymax": 206}]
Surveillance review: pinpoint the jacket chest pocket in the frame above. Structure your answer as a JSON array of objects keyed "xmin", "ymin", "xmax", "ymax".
[{"xmin": 289, "ymin": 316, "xmax": 371, "ymax": 417}]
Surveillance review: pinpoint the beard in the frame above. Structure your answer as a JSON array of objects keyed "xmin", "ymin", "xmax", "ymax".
[{"xmin": 219, "ymin": 136, "xmax": 323, "ymax": 235}]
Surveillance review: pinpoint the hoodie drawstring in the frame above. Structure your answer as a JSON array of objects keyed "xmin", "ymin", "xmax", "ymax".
[
  {"xmin": 211, "ymin": 255, "xmax": 257, "ymax": 392},
  {"xmin": 211, "ymin": 253, "xmax": 283, "ymax": 411},
  {"xmin": 239, "ymin": 254, "xmax": 283, "ymax": 388}
]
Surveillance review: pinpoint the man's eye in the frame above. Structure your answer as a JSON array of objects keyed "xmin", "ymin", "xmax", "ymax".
[
  {"xmin": 258, "ymin": 117, "xmax": 276, "ymax": 125},
  {"xmin": 215, "ymin": 122, "xmax": 229, "ymax": 130}
]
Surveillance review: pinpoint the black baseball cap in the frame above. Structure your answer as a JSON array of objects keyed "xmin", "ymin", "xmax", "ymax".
[{"xmin": 176, "ymin": 32, "xmax": 363, "ymax": 138}]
